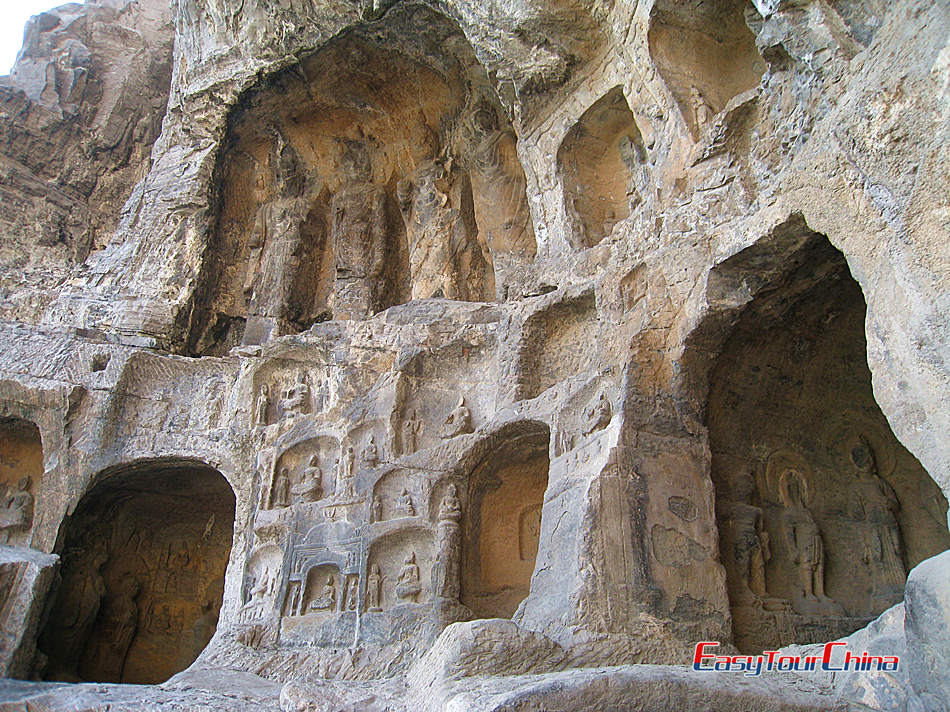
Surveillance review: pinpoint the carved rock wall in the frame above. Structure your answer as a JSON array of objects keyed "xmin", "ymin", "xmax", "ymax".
[{"xmin": 0, "ymin": 0, "xmax": 947, "ymax": 710}]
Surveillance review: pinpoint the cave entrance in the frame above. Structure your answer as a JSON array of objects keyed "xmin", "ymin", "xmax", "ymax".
[
  {"xmin": 0, "ymin": 417, "xmax": 42, "ymax": 546},
  {"xmin": 39, "ymin": 460, "xmax": 235, "ymax": 684},
  {"xmin": 461, "ymin": 422, "xmax": 550, "ymax": 619},
  {"xmin": 704, "ymin": 224, "xmax": 949, "ymax": 653}
]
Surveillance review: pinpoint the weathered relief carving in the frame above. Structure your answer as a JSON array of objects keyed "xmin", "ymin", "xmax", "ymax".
[
  {"xmin": 0, "ymin": 478, "xmax": 34, "ymax": 544},
  {"xmin": 366, "ymin": 564, "xmax": 383, "ymax": 612},
  {"xmin": 256, "ymin": 385, "xmax": 271, "ymax": 427},
  {"xmin": 240, "ymin": 568, "xmax": 275, "ymax": 622},
  {"xmin": 279, "ymin": 374, "xmax": 311, "ymax": 419},
  {"xmin": 401, "ymin": 410, "xmax": 422, "ymax": 455},
  {"xmin": 440, "ymin": 397, "xmax": 473, "ymax": 439},
  {"xmin": 395, "ymin": 552, "xmax": 422, "ymax": 604},
  {"xmin": 518, "ymin": 505, "xmax": 542, "ymax": 562},
  {"xmin": 291, "ymin": 455, "xmax": 324, "ymax": 503},
  {"xmin": 727, "ymin": 472, "xmax": 784, "ymax": 610},
  {"xmin": 397, "ymin": 489, "xmax": 416, "ymax": 518},
  {"xmin": 583, "ymin": 393, "xmax": 612, "ymax": 436},
  {"xmin": 779, "ymin": 469, "xmax": 842, "ymax": 617},
  {"xmin": 362, "ymin": 436, "xmax": 380, "ymax": 468},
  {"xmin": 342, "ymin": 574, "xmax": 359, "ymax": 611},
  {"xmin": 849, "ymin": 436, "xmax": 905, "ymax": 605},
  {"xmin": 433, "ymin": 484, "xmax": 463, "ymax": 599},
  {"xmin": 83, "ymin": 574, "xmax": 140, "ymax": 682},
  {"xmin": 310, "ymin": 574, "xmax": 337, "ymax": 612},
  {"xmin": 337, "ymin": 446, "xmax": 357, "ymax": 500},
  {"xmin": 271, "ymin": 467, "xmax": 291, "ymax": 509}
]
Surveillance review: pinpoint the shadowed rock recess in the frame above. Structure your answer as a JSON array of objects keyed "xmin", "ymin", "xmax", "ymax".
[{"xmin": 0, "ymin": 0, "xmax": 947, "ymax": 709}]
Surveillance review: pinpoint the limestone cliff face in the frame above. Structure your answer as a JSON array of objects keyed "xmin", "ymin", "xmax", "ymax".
[
  {"xmin": 0, "ymin": 0, "xmax": 947, "ymax": 711},
  {"xmin": 0, "ymin": 0, "xmax": 173, "ymax": 323}
]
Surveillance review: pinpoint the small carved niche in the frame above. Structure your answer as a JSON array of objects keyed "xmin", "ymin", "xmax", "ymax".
[
  {"xmin": 270, "ymin": 436, "xmax": 341, "ymax": 508},
  {"xmin": 557, "ymin": 87, "xmax": 646, "ymax": 249},
  {"xmin": 648, "ymin": 0, "xmax": 764, "ymax": 139},
  {"xmin": 371, "ymin": 469, "xmax": 421, "ymax": 523},
  {"xmin": 366, "ymin": 528, "xmax": 434, "ymax": 611},
  {"xmin": 301, "ymin": 564, "xmax": 341, "ymax": 616},
  {"xmin": 461, "ymin": 421, "xmax": 550, "ymax": 619},
  {"xmin": 0, "ymin": 418, "xmax": 43, "ymax": 547},
  {"xmin": 518, "ymin": 292, "xmax": 599, "ymax": 401}
]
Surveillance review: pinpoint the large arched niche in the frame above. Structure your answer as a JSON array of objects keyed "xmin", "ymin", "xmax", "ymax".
[
  {"xmin": 691, "ymin": 215, "xmax": 949, "ymax": 654},
  {"xmin": 38, "ymin": 459, "xmax": 236, "ymax": 684},
  {"xmin": 648, "ymin": 0, "xmax": 764, "ymax": 139},
  {"xmin": 461, "ymin": 421, "xmax": 550, "ymax": 619},
  {"xmin": 0, "ymin": 417, "xmax": 43, "ymax": 546},
  {"xmin": 186, "ymin": 4, "xmax": 536, "ymax": 355}
]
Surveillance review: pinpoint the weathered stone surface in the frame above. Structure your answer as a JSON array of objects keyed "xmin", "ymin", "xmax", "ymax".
[
  {"xmin": 905, "ymin": 551, "xmax": 950, "ymax": 711},
  {"xmin": 0, "ymin": 0, "xmax": 173, "ymax": 325},
  {"xmin": 0, "ymin": 546, "xmax": 58, "ymax": 679},
  {"xmin": 0, "ymin": 0, "xmax": 946, "ymax": 709}
]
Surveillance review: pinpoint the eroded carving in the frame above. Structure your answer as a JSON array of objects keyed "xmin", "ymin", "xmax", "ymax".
[
  {"xmin": 0, "ymin": 478, "xmax": 34, "ymax": 544},
  {"xmin": 395, "ymin": 552, "xmax": 422, "ymax": 604},
  {"xmin": 366, "ymin": 564, "xmax": 383, "ymax": 612},
  {"xmin": 291, "ymin": 455, "xmax": 324, "ymax": 504},
  {"xmin": 779, "ymin": 469, "xmax": 842, "ymax": 617},
  {"xmin": 439, "ymin": 397, "xmax": 473, "ymax": 439},
  {"xmin": 849, "ymin": 436, "xmax": 905, "ymax": 605}
]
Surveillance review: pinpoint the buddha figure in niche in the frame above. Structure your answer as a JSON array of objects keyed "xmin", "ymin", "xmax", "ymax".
[{"xmin": 395, "ymin": 552, "xmax": 422, "ymax": 603}]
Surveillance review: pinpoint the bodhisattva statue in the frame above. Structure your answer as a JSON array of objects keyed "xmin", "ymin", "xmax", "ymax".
[
  {"xmin": 366, "ymin": 564, "xmax": 383, "ymax": 611},
  {"xmin": 272, "ymin": 467, "xmax": 291, "ymax": 508},
  {"xmin": 337, "ymin": 446, "xmax": 356, "ymax": 499},
  {"xmin": 779, "ymin": 469, "xmax": 842, "ymax": 616},
  {"xmin": 690, "ymin": 85, "xmax": 709, "ymax": 130},
  {"xmin": 439, "ymin": 397, "xmax": 473, "ymax": 439},
  {"xmin": 257, "ymin": 384, "xmax": 270, "ymax": 426},
  {"xmin": 370, "ymin": 494, "xmax": 383, "ymax": 523},
  {"xmin": 729, "ymin": 472, "xmax": 785, "ymax": 611},
  {"xmin": 395, "ymin": 552, "xmax": 422, "ymax": 603},
  {"xmin": 85, "ymin": 574, "xmax": 140, "ymax": 682},
  {"xmin": 343, "ymin": 576, "xmax": 358, "ymax": 611},
  {"xmin": 849, "ymin": 436, "xmax": 905, "ymax": 595},
  {"xmin": 402, "ymin": 410, "xmax": 422, "ymax": 454}
]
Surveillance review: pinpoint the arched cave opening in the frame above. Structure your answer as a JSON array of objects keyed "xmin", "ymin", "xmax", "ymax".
[
  {"xmin": 0, "ymin": 417, "xmax": 42, "ymax": 546},
  {"xmin": 648, "ymin": 0, "xmax": 764, "ymax": 139},
  {"xmin": 461, "ymin": 421, "xmax": 550, "ymax": 619},
  {"xmin": 557, "ymin": 87, "xmax": 647, "ymax": 249},
  {"xmin": 186, "ymin": 3, "xmax": 535, "ymax": 355},
  {"xmin": 39, "ymin": 460, "xmax": 235, "ymax": 684},
  {"xmin": 705, "ymin": 228, "xmax": 950, "ymax": 653}
]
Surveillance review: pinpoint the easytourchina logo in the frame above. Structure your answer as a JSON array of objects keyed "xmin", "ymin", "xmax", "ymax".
[{"xmin": 693, "ymin": 642, "xmax": 899, "ymax": 677}]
